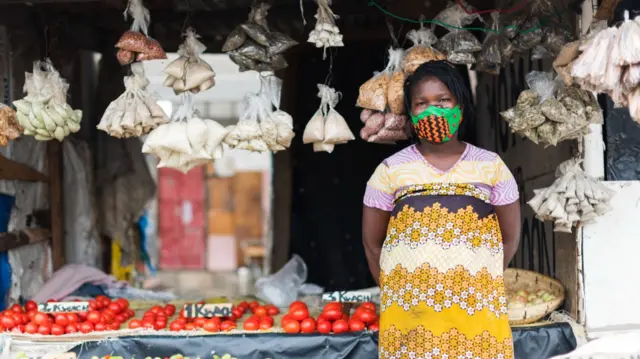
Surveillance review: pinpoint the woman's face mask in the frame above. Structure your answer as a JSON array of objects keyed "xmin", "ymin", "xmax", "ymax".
[{"xmin": 410, "ymin": 105, "xmax": 463, "ymax": 143}]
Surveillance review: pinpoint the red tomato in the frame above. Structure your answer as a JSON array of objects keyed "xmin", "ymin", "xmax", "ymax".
[
  {"xmin": 114, "ymin": 314, "xmax": 126, "ymax": 323},
  {"xmin": 368, "ymin": 323, "xmax": 379, "ymax": 331},
  {"xmin": 290, "ymin": 308, "xmax": 309, "ymax": 321},
  {"xmin": 50, "ymin": 324, "xmax": 64, "ymax": 336},
  {"xmin": 37, "ymin": 325, "xmax": 51, "ymax": 335},
  {"xmin": 323, "ymin": 302, "xmax": 343, "ymax": 312},
  {"xmin": 65, "ymin": 324, "xmax": 78, "ymax": 334},
  {"xmin": 86, "ymin": 311, "xmax": 101, "ymax": 324},
  {"xmin": 153, "ymin": 322, "xmax": 165, "ymax": 330},
  {"xmin": 357, "ymin": 309, "xmax": 377, "ymax": 325},
  {"xmin": 193, "ymin": 317, "xmax": 206, "ymax": 328},
  {"xmin": 142, "ymin": 321, "xmax": 154, "ymax": 329},
  {"xmin": 266, "ymin": 306, "xmax": 280, "ymax": 316},
  {"xmin": 125, "ymin": 309, "xmax": 135, "ymax": 319},
  {"xmin": 95, "ymin": 322, "xmax": 107, "ymax": 331},
  {"xmin": 249, "ymin": 301, "xmax": 259, "ymax": 309},
  {"xmin": 259, "ymin": 319, "xmax": 273, "ymax": 330},
  {"xmin": 317, "ymin": 314, "xmax": 330, "ymax": 323},
  {"xmin": 108, "ymin": 302, "xmax": 123, "ymax": 314},
  {"xmin": 322, "ymin": 309, "xmax": 342, "ymax": 321},
  {"xmin": 88, "ymin": 300, "xmax": 100, "ymax": 311},
  {"xmin": 79, "ymin": 322, "xmax": 94, "ymax": 333},
  {"xmin": 202, "ymin": 320, "xmax": 219, "ymax": 333},
  {"xmin": 54, "ymin": 314, "xmax": 69, "ymax": 327},
  {"xmin": 281, "ymin": 314, "xmax": 296, "ymax": 327},
  {"xmin": 128, "ymin": 320, "xmax": 143, "ymax": 329},
  {"xmin": 260, "ymin": 316, "xmax": 274, "ymax": 326},
  {"xmin": 24, "ymin": 300, "xmax": 37, "ymax": 312},
  {"xmin": 150, "ymin": 305, "xmax": 163, "ymax": 314},
  {"xmin": 169, "ymin": 321, "xmax": 184, "ymax": 332},
  {"xmin": 0, "ymin": 316, "xmax": 16, "ymax": 329},
  {"xmin": 25, "ymin": 322, "xmax": 38, "ymax": 334},
  {"xmin": 116, "ymin": 298, "xmax": 129, "ymax": 310},
  {"xmin": 184, "ymin": 323, "xmax": 195, "ymax": 331},
  {"xmin": 10, "ymin": 304, "xmax": 23, "ymax": 313},
  {"xmin": 360, "ymin": 302, "xmax": 376, "ymax": 312},
  {"xmin": 46, "ymin": 299, "xmax": 56, "ymax": 303},
  {"xmin": 300, "ymin": 318, "xmax": 316, "ymax": 333},
  {"xmin": 332, "ymin": 320, "xmax": 349, "ymax": 334},
  {"xmin": 164, "ymin": 304, "xmax": 176, "ymax": 317},
  {"xmin": 243, "ymin": 319, "xmax": 259, "ymax": 331},
  {"xmin": 12, "ymin": 325, "xmax": 24, "ymax": 333},
  {"xmin": 26, "ymin": 310, "xmax": 37, "ymax": 321},
  {"xmin": 66, "ymin": 313, "xmax": 78, "ymax": 324},
  {"xmin": 348, "ymin": 319, "xmax": 366, "ymax": 332},
  {"xmin": 289, "ymin": 301, "xmax": 307, "ymax": 312},
  {"xmin": 109, "ymin": 323, "xmax": 120, "ymax": 331},
  {"xmin": 33, "ymin": 313, "xmax": 50, "ymax": 327},
  {"xmin": 220, "ymin": 320, "xmax": 236, "ymax": 332},
  {"xmin": 176, "ymin": 317, "xmax": 187, "ymax": 326},
  {"xmin": 283, "ymin": 320, "xmax": 300, "ymax": 334},
  {"xmin": 77, "ymin": 312, "xmax": 88, "ymax": 322},
  {"xmin": 253, "ymin": 306, "xmax": 267, "ymax": 317}
]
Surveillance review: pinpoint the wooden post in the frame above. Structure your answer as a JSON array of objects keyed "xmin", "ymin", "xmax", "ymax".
[{"xmin": 47, "ymin": 140, "xmax": 64, "ymax": 270}]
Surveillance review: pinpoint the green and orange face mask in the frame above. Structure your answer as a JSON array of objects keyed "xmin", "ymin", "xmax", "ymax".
[{"xmin": 411, "ymin": 105, "xmax": 463, "ymax": 143}]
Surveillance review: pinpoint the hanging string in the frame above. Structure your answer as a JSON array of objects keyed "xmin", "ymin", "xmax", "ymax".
[
  {"xmin": 299, "ymin": 0, "xmax": 307, "ymax": 26},
  {"xmin": 323, "ymin": 48, "xmax": 335, "ymax": 86},
  {"xmin": 368, "ymin": 0, "xmax": 559, "ymax": 35},
  {"xmin": 455, "ymin": 0, "xmax": 532, "ymax": 15}
]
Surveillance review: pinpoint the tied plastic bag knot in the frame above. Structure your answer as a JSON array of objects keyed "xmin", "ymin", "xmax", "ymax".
[
  {"xmin": 172, "ymin": 92, "xmax": 197, "ymax": 123},
  {"xmin": 178, "ymin": 27, "xmax": 207, "ymax": 58},
  {"xmin": 526, "ymin": 71, "xmax": 556, "ymax": 103},
  {"xmin": 318, "ymin": 84, "xmax": 340, "ymax": 115},
  {"xmin": 123, "ymin": 0, "xmax": 150, "ymax": 35}
]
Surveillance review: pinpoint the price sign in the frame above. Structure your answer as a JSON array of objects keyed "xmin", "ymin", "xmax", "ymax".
[
  {"xmin": 38, "ymin": 302, "xmax": 89, "ymax": 313},
  {"xmin": 322, "ymin": 291, "xmax": 373, "ymax": 303},
  {"xmin": 183, "ymin": 303, "xmax": 233, "ymax": 318}
]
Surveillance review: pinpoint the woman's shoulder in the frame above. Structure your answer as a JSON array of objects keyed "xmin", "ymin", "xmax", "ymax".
[
  {"xmin": 463, "ymin": 143, "xmax": 501, "ymax": 163},
  {"xmin": 380, "ymin": 145, "xmax": 423, "ymax": 168}
]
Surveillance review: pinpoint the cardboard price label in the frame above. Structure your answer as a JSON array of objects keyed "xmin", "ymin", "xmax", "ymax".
[
  {"xmin": 322, "ymin": 291, "xmax": 373, "ymax": 303},
  {"xmin": 183, "ymin": 303, "xmax": 233, "ymax": 318},
  {"xmin": 38, "ymin": 302, "xmax": 89, "ymax": 313}
]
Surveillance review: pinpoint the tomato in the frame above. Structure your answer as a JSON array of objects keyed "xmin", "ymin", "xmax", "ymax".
[
  {"xmin": 260, "ymin": 316, "xmax": 274, "ymax": 326},
  {"xmin": 128, "ymin": 319, "xmax": 143, "ymax": 329},
  {"xmin": 126, "ymin": 309, "xmax": 135, "ymax": 318},
  {"xmin": 66, "ymin": 313, "xmax": 78, "ymax": 324},
  {"xmin": 231, "ymin": 307, "xmax": 243, "ymax": 320},
  {"xmin": 243, "ymin": 319, "xmax": 259, "ymax": 331},
  {"xmin": 108, "ymin": 302, "xmax": 123, "ymax": 314},
  {"xmin": 289, "ymin": 301, "xmax": 307, "ymax": 312},
  {"xmin": 259, "ymin": 319, "xmax": 273, "ymax": 330},
  {"xmin": 10, "ymin": 304, "xmax": 23, "ymax": 313},
  {"xmin": 357, "ymin": 309, "xmax": 377, "ymax": 325},
  {"xmin": 77, "ymin": 312, "xmax": 88, "ymax": 322},
  {"xmin": 323, "ymin": 302, "xmax": 343, "ymax": 312},
  {"xmin": 153, "ymin": 322, "xmax": 165, "ymax": 330},
  {"xmin": 322, "ymin": 309, "xmax": 342, "ymax": 321},
  {"xmin": 170, "ymin": 321, "xmax": 184, "ymax": 332},
  {"xmin": 33, "ymin": 313, "xmax": 50, "ymax": 327},
  {"xmin": 95, "ymin": 322, "xmax": 108, "ymax": 331},
  {"xmin": 290, "ymin": 308, "xmax": 310, "ymax": 321},
  {"xmin": 332, "ymin": 320, "xmax": 349, "ymax": 334},
  {"xmin": 176, "ymin": 317, "xmax": 187, "ymax": 325},
  {"xmin": 253, "ymin": 306, "xmax": 267, "ymax": 317},
  {"xmin": 348, "ymin": 319, "xmax": 366, "ymax": 332},
  {"xmin": 300, "ymin": 318, "xmax": 316, "ymax": 333},
  {"xmin": 25, "ymin": 300, "xmax": 37, "ymax": 312},
  {"xmin": 79, "ymin": 322, "xmax": 94, "ymax": 334},
  {"xmin": 109, "ymin": 323, "xmax": 120, "ymax": 331},
  {"xmin": 202, "ymin": 320, "xmax": 219, "ymax": 332},
  {"xmin": 114, "ymin": 314, "xmax": 127, "ymax": 323},
  {"xmin": 11, "ymin": 325, "xmax": 24, "ymax": 333},
  {"xmin": 150, "ymin": 305, "xmax": 163, "ymax": 314},
  {"xmin": 25, "ymin": 322, "xmax": 38, "ymax": 334},
  {"xmin": 193, "ymin": 317, "xmax": 206, "ymax": 328},
  {"xmin": 0, "ymin": 316, "xmax": 16, "ymax": 329},
  {"xmin": 65, "ymin": 324, "xmax": 78, "ymax": 334},
  {"xmin": 317, "ymin": 314, "xmax": 329, "ymax": 323},
  {"xmin": 46, "ymin": 299, "xmax": 56, "ymax": 303},
  {"xmin": 360, "ymin": 302, "xmax": 376, "ymax": 312},
  {"xmin": 249, "ymin": 301, "xmax": 259, "ymax": 309},
  {"xmin": 283, "ymin": 320, "xmax": 300, "ymax": 334},
  {"xmin": 266, "ymin": 306, "xmax": 280, "ymax": 316},
  {"xmin": 26, "ymin": 310, "xmax": 37, "ymax": 321},
  {"xmin": 54, "ymin": 314, "xmax": 69, "ymax": 326},
  {"xmin": 142, "ymin": 321, "xmax": 154, "ymax": 329},
  {"xmin": 88, "ymin": 300, "xmax": 100, "ymax": 311},
  {"xmin": 86, "ymin": 311, "xmax": 101, "ymax": 324},
  {"xmin": 220, "ymin": 320, "xmax": 236, "ymax": 332},
  {"xmin": 37, "ymin": 325, "xmax": 51, "ymax": 335},
  {"xmin": 116, "ymin": 298, "xmax": 129, "ymax": 310},
  {"xmin": 368, "ymin": 322, "xmax": 379, "ymax": 331},
  {"xmin": 281, "ymin": 314, "xmax": 296, "ymax": 327},
  {"xmin": 50, "ymin": 324, "xmax": 64, "ymax": 336},
  {"xmin": 164, "ymin": 304, "xmax": 176, "ymax": 317},
  {"xmin": 185, "ymin": 323, "xmax": 195, "ymax": 331}
]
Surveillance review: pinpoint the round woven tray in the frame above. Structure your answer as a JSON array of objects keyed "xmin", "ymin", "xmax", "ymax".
[{"xmin": 504, "ymin": 268, "xmax": 565, "ymax": 325}]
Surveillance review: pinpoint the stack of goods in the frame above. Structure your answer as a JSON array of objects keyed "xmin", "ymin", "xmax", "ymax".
[
  {"xmin": 163, "ymin": 28, "xmax": 216, "ymax": 94},
  {"xmin": 222, "ymin": 2, "xmax": 297, "ymax": 72},
  {"xmin": 13, "ymin": 60, "xmax": 81, "ymax": 141},
  {"xmin": 360, "ymin": 110, "xmax": 407, "ymax": 144},
  {"xmin": 224, "ymin": 75, "xmax": 294, "ymax": 153},
  {"xmin": 403, "ymin": 28, "xmax": 446, "ymax": 75},
  {"xmin": 97, "ymin": 62, "xmax": 169, "ymax": 138},
  {"xmin": 569, "ymin": 12, "xmax": 640, "ymax": 121},
  {"xmin": 302, "ymin": 84, "xmax": 354, "ymax": 153},
  {"xmin": 0, "ymin": 104, "xmax": 22, "ymax": 146},
  {"xmin": 307, "ymin": 0, "xmax": 344, "ymax": 57},
  {"xmin": 115, "ymin": 0, "xmax": 167, "ymax": 65},
  {"xmin": 432, "ymin": 2, "xmax": 482, "ymax": 64},
  {"xmin": 281, "ymin": 300, "xmax": 379, "ymax": 334},
  {"xmin": 500, "ymin": 71, "xmax": 603, "ymax": 146},
  {"xmin": 528, "ymin": 159, "xmax": 615, "ymax": 233},
  {"xmin": 142, "ymin": 93, "xmax": 228, "ymax": 173}
]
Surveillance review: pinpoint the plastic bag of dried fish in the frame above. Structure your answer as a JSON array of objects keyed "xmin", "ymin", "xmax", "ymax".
[
  {"xmin": 475, "ymin": 12, "xmax": 502, "ymax": 75},
  {"xmin": 511, "ymin": 17, "xmax": 543, "ymax": 52}
]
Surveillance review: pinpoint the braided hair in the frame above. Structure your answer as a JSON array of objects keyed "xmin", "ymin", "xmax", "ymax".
[{"xmin": 403, "ymin": 61, "xmax": 476, "ymax": 144}]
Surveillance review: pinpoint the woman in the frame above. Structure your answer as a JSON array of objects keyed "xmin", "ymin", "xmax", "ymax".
[{"xmin": 363, "ymin": 61, "xmax": 521, "ymax": 359}]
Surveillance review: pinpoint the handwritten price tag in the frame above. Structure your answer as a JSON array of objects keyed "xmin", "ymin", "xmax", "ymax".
[
  {"xmin": 322, "ymin": 291, "xmax": 372, "ymax": 303},
  {"xmin": 183, "ymin": 303, "xmax": 233, "ymax": 318},
  {"xmin": 38, "ymin": 302, "xmax": 89, "ymax": 313}
]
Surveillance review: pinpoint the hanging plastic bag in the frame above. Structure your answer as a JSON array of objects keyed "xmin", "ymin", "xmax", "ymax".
[
  {"xmin": 432, "ymin": 2, "xmax": 482, "ymax": 63},
  {"xmin": 305, "ymin": 84, "xmax": 353, "ymax": 151},
  {"xmin": 475, "ymin": 12, "xmax": 503, "ymax": 75},
  {"xmin": 0, "ymin": 104, "xmax": 22, "ymax": 146},
  {"xmin": 163, "ymin": 28, "xmax": 216, "ymax": 94},
  {"xmin": 403, "ymin": 27, "xmax": 446, "ymax": 74},
  {"xmin": 115, "ymin": 0, "xmax": 167, "ymax": 63},
  {"xmin": 357, "ymin": 72, "xmax": 390, "ymax": 112},
  {"xmin": 511, "ymin": 17, "xmax": 543, "ymax": 53},
  {"xmin": 308, "ymin": 0, "xmax": 344, "ymax": 58}
]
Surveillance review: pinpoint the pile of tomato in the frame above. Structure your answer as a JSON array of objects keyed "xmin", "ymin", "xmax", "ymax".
[
  {"xmin": 280, "ymin": 301, "xmax": 379, "ymax": 334},
  {"xmin": 0, "ymin": 296, "xmax": 133, "ymax": 335}
]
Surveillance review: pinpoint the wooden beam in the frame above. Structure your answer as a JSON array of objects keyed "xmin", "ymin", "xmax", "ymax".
[
  {"xmin": 0, "ymin": 228, "xmax": 50, "ymax": 252},
  {"xmin": 47, "ymin": 140, "xmax": 64, "ymax": 270},
  {"xmin": 0, "ymin": 153, "xmax": 48, "ymax": 182}
]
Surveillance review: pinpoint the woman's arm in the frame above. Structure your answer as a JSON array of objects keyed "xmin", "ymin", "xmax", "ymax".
[
  {"xmin": 495, "ymin": 201, "xmax": 521, "ymax": 269},
  {"xmin": 362, "ymin": 206, "xmax": 391, "ymax": 284}
]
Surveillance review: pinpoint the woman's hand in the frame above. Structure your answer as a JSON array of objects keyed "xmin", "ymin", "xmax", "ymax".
[
  {"xmin": 362, "ymin": 206, "xmax": 391, "ymax": 284},
  {"xmin": 495, "ymin": 201, "xmax": 521, "ymax": 269}
]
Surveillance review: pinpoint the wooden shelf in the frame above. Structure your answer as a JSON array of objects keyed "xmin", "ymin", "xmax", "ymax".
[
  {"xmin": 0, "ymin": 228, "xmax": 51, "ymax": 252},
  {"xmin": 0, "ymin": 153, "xmax": 48, "ymax": 182}
]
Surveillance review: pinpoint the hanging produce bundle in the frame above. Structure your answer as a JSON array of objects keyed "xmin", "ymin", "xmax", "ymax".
[
  {"xmin": 142, "ymin": 93, "xmax": 228, "ymax": 173},
  {"xmin": 571, "ymin": 12, "xmax": 640, "ymax": 122},
  {"xmin": 0, "ymin": 104, "xmax": 22, "ymax": 146},
  {"xmin": 432, "ymin": 1, "xmax": 482, "ymax": 64},
  {"xmin": 13, "ymin": 60, "xmax": 81, "ymax": 141},
  {"xmin": 97, "ymin": 63, "xmax": 169, "ymax": 138},
  {"xmin": 359, "ymin": 110, "xmax": 408, "ymax": 144},
  {"xmin": 115, "ymin": 0, "xmax": 167, "ymax": 65},
  {"xmin": 224, "ymin": 75, "xmax": 294, "ymax": 153},
  {"xmin": 356, "ymin": 48, "xmax": 405, "ymax": 113},
  {"xmin": 403, "ymin": 28, "xmax": 445, "ymax": 75},
  {"xmin": 222, "ymin": 2, "xmax": 297, "ymax": 72},
  {"xmin": 500, "ymin": 71, "xmax": 603, "ymax": 147},
  {"xmin": 528, "ymin": 159, "xmax": 614, "ymax": 233},
  {"xmin": 307, "ymin": 0, "xmax": 344, "ymax": 57},
  {"xmin": 303, "ymin": 84, "xmax": 354, "ymax": 153},
  {"xmin": 163, "ymin": 28, "xmax": 216, "ymax": 94}
]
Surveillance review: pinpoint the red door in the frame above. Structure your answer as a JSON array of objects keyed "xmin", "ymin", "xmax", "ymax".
[{"xmin": 158, "ymin": 167, "xmax": 206, "ymax": 269}]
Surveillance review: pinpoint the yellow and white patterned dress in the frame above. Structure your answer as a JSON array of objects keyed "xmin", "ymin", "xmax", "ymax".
[{"xmin": 364, "ymin": 144, "xmax": 519, "ymax": 359}]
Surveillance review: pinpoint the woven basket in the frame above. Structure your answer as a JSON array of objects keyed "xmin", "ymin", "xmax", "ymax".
[{"xmin": 504, "ymin": 268, "xmax": 565, "ymax": 325}]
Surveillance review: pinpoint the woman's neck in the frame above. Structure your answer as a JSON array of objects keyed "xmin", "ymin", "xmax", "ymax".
[{"xmin": 416, "ymin": 139, "xmax": 466, "ymax": 155}]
